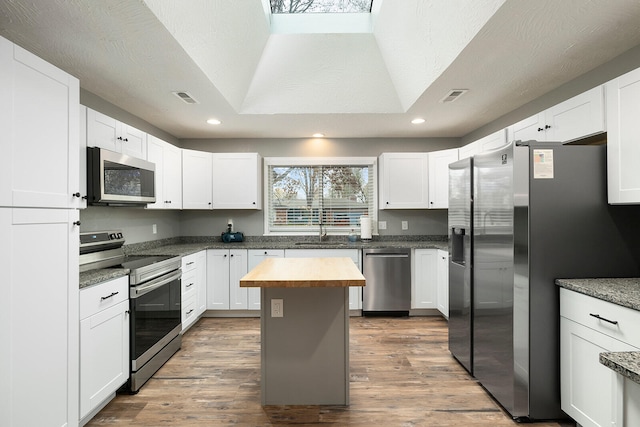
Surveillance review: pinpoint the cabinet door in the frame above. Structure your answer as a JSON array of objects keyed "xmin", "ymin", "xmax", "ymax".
[
  {"xmin": 478, "ymin": 129, "xmax": 508, "ymax": 152},
  {"xmin": 86, "ymin": 108, "xmax": 120, "ymax": 152},
  {"xmin": 436, "ymin": 250, "xmax": 449, "ymax": 317},
  {"xmin": 412, "ymin": 249, "xmax": 438, "ymax": 309},
  {"xmin": 560, "ymin": 317, "xmax": 638, "ymax": 427},
  {"xmin": 206, "ymin": 250, "xmax": 230, "ymax": 309},
  {"xmin": 182, "ymin": 149, "xmax": 212, "ymax": 209},
  {"xmin": 606, "ymin": 67, "xmax": 640, "ymax": 204},
  {"xmin": 229, "ymin": 250, "xmax": 248, "ymax": 310},
  {"xmin": 0, "ymin": 208, "xmax": 79, "ymax": 427},
  {"xmin": 247, "ymin": 250, "xmax": 284, "ymax": 310},
  {"xmin": 195, "ymin": 251, "xmax": 207, "ymax": 316},
  {"xmin": 211, "ymin": 153, "xmax": 262, "ymax": 209},
  {"xmin": 379, "ymin": 153, "xmax": 429, "ymax": 209},
  {"xmin": 508, "ymin": 113, "xmax": 545, "ymax": 143},
  {"xmin": 428, "ymin": 148, "xmax": 458, "ymax": 209},
  {"xmin": 145, "ymin": 135, "xmax": 165, "ymax": 210},
  {"xmin": 80, "ymin": 299, "xmax": 129, "ymax": 419},
  {"xmin": 120, "ymin": 124, "xmax": 146, "ymax": 159},
  {"xmin": 163, "ymin": 143, "xmax": 183, "ymax": 208},
  {"xmin": 545, "ymin": 85, "xmax": 605, "ymax": 143},
  {"xmin": 0, "ymin": 38, "xmax": 81, "ymax": 209}
]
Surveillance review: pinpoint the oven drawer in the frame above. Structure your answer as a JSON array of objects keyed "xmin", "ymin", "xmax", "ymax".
[
  {"xmin": 80, "ymin": 276, "xmax": 129, "ymax": 320},
  {"xmin": 560, "ymin": 287, "xmax": 640, "ymax": 347}
]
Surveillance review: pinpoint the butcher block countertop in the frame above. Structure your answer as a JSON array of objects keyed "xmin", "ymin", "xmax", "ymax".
[{"xmin": 240, "ymin": 257, "xmax": 366, "ymax": 288}]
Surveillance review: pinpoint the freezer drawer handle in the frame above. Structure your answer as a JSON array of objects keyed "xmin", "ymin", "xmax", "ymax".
[{"xmin": 589, "ymin": 313, "xmax": 618, "ymax": 325}]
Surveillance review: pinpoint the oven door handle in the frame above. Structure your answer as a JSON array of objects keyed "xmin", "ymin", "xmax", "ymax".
[{"xmin": 131, "ymin": 269, "xmax": 181, "ymax": 298}]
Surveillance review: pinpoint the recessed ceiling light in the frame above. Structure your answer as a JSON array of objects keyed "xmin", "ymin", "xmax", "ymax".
[
  {"xmin": 312, "ymin": 133, "xmax": 325, "ymax": 138},
  {"xmin": 411, "ymin": 118, "xmax": 426, "ymax": 124},
  {"xmin": 207, "ymin": 118, "xmax": 221, "ymax": 125}
]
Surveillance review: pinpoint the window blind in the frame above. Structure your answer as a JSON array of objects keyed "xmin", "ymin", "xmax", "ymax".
[{"xmin": 266, "ymin": 160, "xmax": 376, "ymax": 234}]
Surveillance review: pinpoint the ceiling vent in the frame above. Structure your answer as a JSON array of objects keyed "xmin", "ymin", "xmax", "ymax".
[
  {"xmin": 173, "ymin": 91, "xmax": 199, "ymax": 104},
  {"xmin": 440, "ymin": 89, "xmax": 468, "ymax": 103}
]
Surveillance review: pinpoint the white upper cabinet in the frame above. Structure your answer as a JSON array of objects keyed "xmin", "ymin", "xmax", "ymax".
[
  {"xmin": 606, "ymin": 67, "xmax": 640, "ymax": 204},
  {"xmin": 428, "ymin": 148, "xmax": 459, "ymax": 209},
  {"xmin": 146, "ymin": 135, "xmax": 182, "ymax": 209},
  {"xmin": 182, "ymin": 149, "xmax": 213, "ymax": 209},
  {"xmin": 459, "ymin": 129, "xmax": 507, "ymax": 160},
  {"xmin": 508, "ymin": 86, "xmax": 605, "ymax": 143},
  {"xmin": 379, "ymin": 153, "xmax": 429, "ymax": 209},
  {"xmin": 0, "ymin": 36, "xmax": 81, "ymax": 209},
  {"xmin": 211, "ymin": 153, "xmax": 262, "ymax": 209},
  {"xmin": 86, "ymin": 108, "xmax": 147, "ymax": 159}
]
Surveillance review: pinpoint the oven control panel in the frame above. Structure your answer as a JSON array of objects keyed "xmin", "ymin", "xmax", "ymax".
[{"xmin": 80, "ymin": 230, "xmax": 125, "ymax": 253}]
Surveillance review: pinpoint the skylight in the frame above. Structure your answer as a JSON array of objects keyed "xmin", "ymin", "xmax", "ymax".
[{"xmin": 271, "ymin": 0, "xmax": 373, "ymax": 14}]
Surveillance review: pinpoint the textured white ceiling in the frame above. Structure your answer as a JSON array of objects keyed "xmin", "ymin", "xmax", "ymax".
[{"xmin": 1, "ymin": 0, "xmax": 640, "ymax": 140}]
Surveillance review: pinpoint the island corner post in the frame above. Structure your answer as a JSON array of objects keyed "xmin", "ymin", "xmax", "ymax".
[{"xmin": 240, "ymin": 257, "xmax": 366, "ymax": 406}]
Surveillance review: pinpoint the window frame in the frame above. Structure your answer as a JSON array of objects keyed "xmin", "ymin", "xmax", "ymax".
[{"xmin": 263, "ymin": 156, "xmax": 378, "ymax": 236}]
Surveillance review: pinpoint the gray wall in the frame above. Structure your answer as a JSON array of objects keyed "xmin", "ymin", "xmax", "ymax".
[
  {"xmin": 178, "ymin": 137, "xmax": 457, "ymax": 238},
  {"xmin": 463, "ymin": 43, "xmax": 640, "ymax": 144}
]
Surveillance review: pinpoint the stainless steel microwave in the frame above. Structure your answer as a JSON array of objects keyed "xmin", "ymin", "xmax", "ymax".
[{"xmin": 87, "ymin": 147, "xmax": 156, "ymax": 206}]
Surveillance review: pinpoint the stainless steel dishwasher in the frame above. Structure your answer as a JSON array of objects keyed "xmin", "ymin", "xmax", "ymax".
[{"xmin": 362, "ymin": 248, "xmax": 411, "ymax": 316}]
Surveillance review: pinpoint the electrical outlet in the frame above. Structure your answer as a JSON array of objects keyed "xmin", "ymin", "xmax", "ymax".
[
  {"xmin": 402, "ymin": 221, "xmax": 408, "ymax": 230},
  {"xmin": 271, "ymin": 299, "xmax": 283, "ymax": 318},
  {"xmin": 379, "ymin": 221, "xmax": 387, "ymax": 230},
  {"xmin": 152, "ymin": 224, "xmax": 157, "ymax": 234}
]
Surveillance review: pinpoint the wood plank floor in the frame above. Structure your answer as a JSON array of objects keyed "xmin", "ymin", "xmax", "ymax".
[{"xmin": 87, "ymin": 316, "xmax": 576, "ymax": 426}]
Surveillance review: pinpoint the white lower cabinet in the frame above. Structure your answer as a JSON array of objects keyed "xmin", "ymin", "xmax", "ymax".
[
  {"xmin": 181, "ymin": 251, "xmax": 206, "ymax": 331},
  {"xmin": 206, "ymin": 249, "xmax": 248, "ymax": 310},
  {"xmin": 413, "ymin": 248, "xmax": 449, "ymax": 316},
  {"xmin": 79, "ymin": 276, "xmax": 129, "ymax": 423},
  {"xmin": 247, "ymin": 250, "xmax": 285, "ymax": 310},
  {"xmin": 412, "ymin": 249, "xmax": 438, "ymax": 309},
  {"xmin": 284, "ymin": 249, "xmax": 362, "ymax": 310},
  {"xmin": 436, "ymin": 250, "xmax": 449, "ymax": 317},
  {"xmin": 560, "ymin": 288, "xmax": 640, "ymax": 427}
]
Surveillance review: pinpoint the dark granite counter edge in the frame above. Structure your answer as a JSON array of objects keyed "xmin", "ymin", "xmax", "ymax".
[
  {"xmin": 555, "ymin": 278, "xmax": 640, "ymax": 312},
  {"xmin": 600, "ymin": 352, "xmax": 640, "ymax": 385},
  {"xmin": 80, "ymin": 268, "xmax": 129, "ymax": 289},
  {"xmin": 80, "ymin": 236, "xmax": 448, "ymax": 288}
]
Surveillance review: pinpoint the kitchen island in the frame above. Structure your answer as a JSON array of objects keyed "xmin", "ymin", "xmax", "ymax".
[{"xmin": 240, "ymin": 257, "xmax": 365, "ymax": 405}]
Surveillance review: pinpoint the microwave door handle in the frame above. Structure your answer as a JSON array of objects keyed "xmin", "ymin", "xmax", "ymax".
[{"xmin": 131, "ymin": 270, "xmax": 181, "ymax": 298}]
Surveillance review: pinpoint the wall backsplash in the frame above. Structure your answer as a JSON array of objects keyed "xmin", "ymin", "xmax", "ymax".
[{"xmin": 80, "ymin": 206, "xmax": 448, "ymax": 244}]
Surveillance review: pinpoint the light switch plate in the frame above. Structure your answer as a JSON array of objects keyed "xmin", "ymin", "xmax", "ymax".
[
  {"xmin": 379, "ymin": 221, "xmax": 387, "ymax": 230},
  {"xmin": 401, "ymin": 221, "xmax": 408, "ymax": 230}
]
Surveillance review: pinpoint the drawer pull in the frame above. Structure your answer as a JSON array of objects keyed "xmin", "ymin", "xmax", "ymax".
[
  {"xmin": 589, "ymin": 313, "xmax": 618, "ymax": 325},
  {"xmin": 186, "ymin": 309, "xmax": 194, "ymax": 315},
  {"xmin": 101, "ymin": 291, "xmax": 119, "ymax": 301},
  {"xmin": 186, "ymin": 282, "xmax": 194, "ymax": 288},
  {"xmin": 186, "ymin": 261, "xmax": 194, "ymax": 266}
]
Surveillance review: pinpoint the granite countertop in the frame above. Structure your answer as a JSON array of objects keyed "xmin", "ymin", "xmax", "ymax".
[
  {"xmin": 600, "ymin": 352, "xmax": 640, "ymax": 385},
  {"xmin": 79, "ymin": 236, "xmax": 448, "ymax": 289},
  {"xmin": 556, "ymin": 277, "xmax": 640, "ymax": 385},
  {"xmin": 80, "ymin": 268, "xmax": 129, "ymax": 289},
  {"xmin": 555, "ymin": 277, "xmax": 640, "ymax": 311}
]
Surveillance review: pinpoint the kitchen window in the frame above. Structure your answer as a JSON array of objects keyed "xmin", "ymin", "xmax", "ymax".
[{"xmin": 264, "ymin": 157, "xmax": 377, "ymax": 235}]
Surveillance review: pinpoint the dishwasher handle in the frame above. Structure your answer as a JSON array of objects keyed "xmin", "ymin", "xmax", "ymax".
[{"xmin": 364, "ymin": 253, "xmax": 410, "ymax": 258}]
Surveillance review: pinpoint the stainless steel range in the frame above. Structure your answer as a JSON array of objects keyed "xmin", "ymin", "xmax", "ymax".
[{"xmin": 80, "ymin": 231, "xmax": 182, "ymax": 393}]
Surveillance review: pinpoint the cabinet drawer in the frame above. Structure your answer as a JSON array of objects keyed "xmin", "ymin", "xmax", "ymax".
[
  {"xmin": 182, "ymin": 293, "xmax": 197, "ymax": 326},
  {"xmin": 80, "ymin": 276, "xmax": 129, "ymax": 320},
  {"xmin": 182, "ymin": 270, "xmax": 197, "ymax": 297},
  {"xmin": 182, "ymin": 253, "xmax": 198, "ymax": 273},
  {"xmin": 560, "ymin": 288, "xmax": 640, "ymax": 347}
]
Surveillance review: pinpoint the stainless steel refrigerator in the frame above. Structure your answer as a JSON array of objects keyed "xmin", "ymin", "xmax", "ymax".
[{"xmin": 449, "ymin": 140, "xmax": 640, "ymax": 421}]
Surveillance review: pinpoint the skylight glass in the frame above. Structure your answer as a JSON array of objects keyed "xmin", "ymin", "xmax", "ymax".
[{"xmin": 271, "ymin": 0, "xmax": 373, "ymax": 14}]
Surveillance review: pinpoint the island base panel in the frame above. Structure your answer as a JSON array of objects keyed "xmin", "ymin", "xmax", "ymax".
[{"xmin": 261, "ymin": 287, "xmax": 349, "ymax": 405}]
